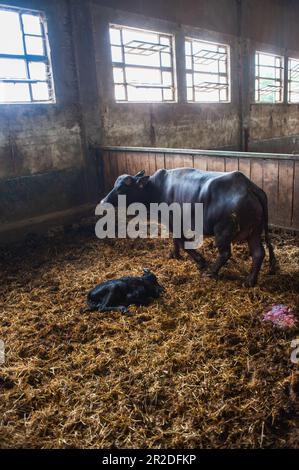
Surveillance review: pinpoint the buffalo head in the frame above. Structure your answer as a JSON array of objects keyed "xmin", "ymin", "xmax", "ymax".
[{"xmin": 101, "ymin": 170, "xmax": 150, "ymax": 206}]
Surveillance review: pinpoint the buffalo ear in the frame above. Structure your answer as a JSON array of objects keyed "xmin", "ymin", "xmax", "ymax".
[
  {"xmin": 138, "ymin": 176, "xmax": 150, "ymax": 188},
  {"xmin": 135, "ymin": 170, "xmax": 145, "ymax": 178}
]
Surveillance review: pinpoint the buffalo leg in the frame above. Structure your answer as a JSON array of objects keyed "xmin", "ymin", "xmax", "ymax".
[
  {"xmin": 245, "ymin": 233, "xmax": 265, "ymax": 287},
  {"xmin": 185, "ymin": 248, "xmax": 207, "ymax": 269},
  {"xmin": 205, "ymin": 222, "xmax": 234, "ymax": 278},
  {"xmin": 169, "ymin": 238, "xmax": 182, "ymax": 259},
  {"xmin": 170, "ymin": 237, "xmax": 207, "ymax": 268}
]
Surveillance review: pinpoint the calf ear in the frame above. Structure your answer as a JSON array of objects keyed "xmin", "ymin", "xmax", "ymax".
[
  {"xmin": 135, "ymin": 170, "xmax": 145, "ymax": 178},
  {"xmin": 138, "ymin": 176, "xmax": 150, "ymax": 188}
]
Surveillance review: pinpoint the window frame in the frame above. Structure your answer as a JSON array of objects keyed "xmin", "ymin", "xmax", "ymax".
[
  {"xmin": 254, "ymin": 50, "xmax": 284, "ymax": 104},
  {"xmin": 288, "ymin": 56, "xmax": 299, "ymax": 104},
  {"xmin": 184, "ymin": 36, "xmax": 231, "ymax": 104},
  {"xmin": 109, "ymin": 23, "xmax": 177, "ymax": 104},
  {"xmin": 0, "ymin": 3, "xmax": 55, "ymax": 105}
]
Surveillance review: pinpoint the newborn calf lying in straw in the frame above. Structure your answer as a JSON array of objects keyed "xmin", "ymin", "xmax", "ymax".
[{"xmin": 86, "ymin": 269, "xmax": 164, "ymax": 313}]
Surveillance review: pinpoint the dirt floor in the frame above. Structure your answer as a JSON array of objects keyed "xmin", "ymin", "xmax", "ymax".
[{"xmin": 0, "ymin": 225, "xmax": 298, "ymax": 449}]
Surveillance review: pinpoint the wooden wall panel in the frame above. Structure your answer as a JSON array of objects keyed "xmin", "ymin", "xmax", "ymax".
[
  {"xmin": 292, "ymin": 161, "xmax": 299, "ymax": 229},
  {"xmin": 181, "ymin": 154, "xmax": 194, "ymax": 167},
  {"xmin": 277, "ymin": 160, "xmax": 294, "ymax": 228},
  {"xmin": 263, "ymin": 160, "xmax": 279, "ymax": 224},
  {"xmin": 238, "ymin": 158, "xmax": 251, "ymax": 178},
  {"xmin": 250, "ymin": 159, "xmax": 264, "ymax": 187},
  {"xmin": 102, "ymin": 150, "xmax": 112, "ymax": 192},
  {"xmin": 193, "ymin": 155, "xmax": 207, "ymax": 170},
  {"xmin": 225, "ymin": 158, "xmax": 239, "ymax": 172},
  {"xmin": 165, "ymin": 154, "xmax": 188, "ymax": 169},
  {"xmin": 207, "ymin": 156, "xmax": 225, "ymax": 172},
  {"xmin": 101, "ymin": 150, "xmax": 299, "ymax": 230},
  {"xmin": 125, "ymin": 152, "xmax": 148, "ymax": 176},
  {"xmin": 147, "ymin": 153, "xmax": 157, "ymax": 174},
  {"xmin": 155, "ymin": 153, "xmax": 165, "ymax": 170}
]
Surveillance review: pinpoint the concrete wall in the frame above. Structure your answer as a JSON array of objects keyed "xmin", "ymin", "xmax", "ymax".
[
  {"xmin": 91, "ymin": 1, "xmax": 242, "ymax": 150},
  {"xmin": 0, "ymin": 0, "xmax": 100, "ymax": 242},
  {"xmin": 240, "ymin": 0, "xmax": 299, "ymax": 152},
  {"xmin": 91, "ymin": 0, "xmax": 299, "ymax": 153}
]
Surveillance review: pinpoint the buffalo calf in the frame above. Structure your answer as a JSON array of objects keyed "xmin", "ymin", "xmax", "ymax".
[{"xmin": 86, "ymin": 269, "xmax": 164, "ymax": 313}]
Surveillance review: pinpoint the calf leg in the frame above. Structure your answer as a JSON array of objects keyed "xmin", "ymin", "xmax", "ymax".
[
  {"xmin": 97, "ymin": 288, "xmax": 128, "ymax": 313},
  {"xmin": 99, "ymin": 305, "xmax": 128, "ymax": 313},
  {"xmin": 245, "ymin": 233, "xmax": 265, "ymax": 287}
]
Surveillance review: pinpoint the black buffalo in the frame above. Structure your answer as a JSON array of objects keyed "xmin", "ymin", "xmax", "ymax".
[
  {"xmin": 86, "ymin": 269, "xmax": 164, "ymax": 313},
  {"xmin": 101, "ymin": 168, "xmax": 277, "ymax": 287}
]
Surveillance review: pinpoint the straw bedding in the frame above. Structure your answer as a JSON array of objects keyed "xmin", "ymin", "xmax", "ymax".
[{"xmin": 0, "ymin": 225, "xmax": 298, "ymax": 448}]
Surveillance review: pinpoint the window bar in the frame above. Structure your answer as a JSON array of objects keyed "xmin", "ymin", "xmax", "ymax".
[
  {"xmin": 158, "ymin": 34, "xmax": 163, "ymax": 101},
  {"xmin": 119, "ymin": 28, "xmax": 128, "ymax": 101},
  {"xmin": 40, "ymin": 14, "xmax": 53, "ymax": 101},
  {"xmin": 191, "ymin": 41, "xmax": 195, "ymax": 101},
  {"xmin": 257, "ymin": 53, "xmax": 260, "ymax": 102},
  {"xmin": 19, "ymin": 12, "xmax": 33, "ymax": 102},
  {"xmin": 217, "ymin": 45, "xmax": 220, "ymax": 101},
  {"xmin": 169, "ymin": 36, "xmax": 174, "ymax": 101}
]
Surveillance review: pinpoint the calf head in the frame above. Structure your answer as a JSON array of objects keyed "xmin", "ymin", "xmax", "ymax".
[
  {"xmin": 101, "ymin": 170, "xmax": 150, "ymax": 207},
  {"xmin": 142, "ymin": 268, "xmax": 164, "ymax": 293}
]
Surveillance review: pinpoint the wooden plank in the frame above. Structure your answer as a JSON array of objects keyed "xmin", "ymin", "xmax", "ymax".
[
  {"xmin": 147, "ymin": 152, "xmax": 157, "ymax": 175},
  {"xmin": 183, "ymin": 154, "xmax": 193, "ymax": 167},
  {"xmin": 115, "ymin": 152, "xmax": 127, "ymax": 175},
  {"xmin": 238, "ymin": 158, "xmax": 251, "ymax": 177},
  {"xmin": 155, "ymin": 153, "xmax": 165, "ymax": 170},
  {"xmin": 276, "ymin": 160, "xmax": 294, "ymax": 228},
  {"xmin": 193, "ymin": 155, "xmax": 207, "ymax": 171},
  {"xmin": 125, "ymin": 152, "xmax": 147, "ymax": 176},
  {"xmin": 263, "ymin": 160, "xmax": 279, "ymax": 225},
  {"xmin": 225, "ymin": 158, "xmax": 239, "ymax": 172},
  {"xmin": 292, "ymin": 161, "xmax": 299, "ymax": 229},
  {"xmin": 207, "ymin": 156, "xmax": 225, "ymax": 172},
  {"xmin": 250, "ymin": 159, "xmax": 264, "ymax": 187},
  {"xmin": 102, "ymin": 150, "xmax": 112, "ymax": 193},
  {"xmin": 107, "ymin": 151, "xmax": 120, "ymax": 190},
  {"xmin": 165, "ymin": 153, "xmax": 188, "ymax": 169}
]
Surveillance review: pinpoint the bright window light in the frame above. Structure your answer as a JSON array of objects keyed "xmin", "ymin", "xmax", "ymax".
[
  {"xmin": 255, "ymin": 51, "xmax": 284, "ymax": 103},
  {"xmin": 288, "ymin": 57, "xmax": 299, "ymax": 103},
  {"xmin": 0, "ymin": 5, "xmax": 55, "ymax": 104},
  {"xmin": 109, "ymin": 24, "xmax": 175, "ymax": 102},
  {"xmin": 185, "ymin": 37, "xmax": 230, "ymax": 103}
]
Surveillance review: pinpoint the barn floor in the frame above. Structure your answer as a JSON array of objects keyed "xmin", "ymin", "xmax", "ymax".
[{"xmin": 0, "ymin": 225, "xmax": 298, "ymax": 449}]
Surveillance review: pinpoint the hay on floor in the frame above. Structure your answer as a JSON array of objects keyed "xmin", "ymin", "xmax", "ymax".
[{"xmin": 0, "ymin": 226, "xmax": 298, "ymax": 448}]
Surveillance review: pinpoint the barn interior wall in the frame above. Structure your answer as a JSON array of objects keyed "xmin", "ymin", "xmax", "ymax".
[
  {"xmin": 91, "ymin": 0, "xmax": 299, "ymax": 153},
  {"xmin": 1, "ymin": 0, "xmax": 299, "ymax": 242}
]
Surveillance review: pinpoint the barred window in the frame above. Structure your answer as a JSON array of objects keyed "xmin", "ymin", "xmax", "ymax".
[
  {"xmin": 0, "ymin": 5, "xmax": 55, "ymax": 104},
  {"xmin": 288, "ymin": 58, "xmax": 299, "ymax": 103},
  {"xmin": 185, "ymin": 38, "xmax": 230, "ymax": 103},
  {"xmin": 109, "ymin": 24, "xmax": 175, "ymax": 102},
  {"xmin": 255, "ymin": 52, "xmax": 283, "ymax": 103}
]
